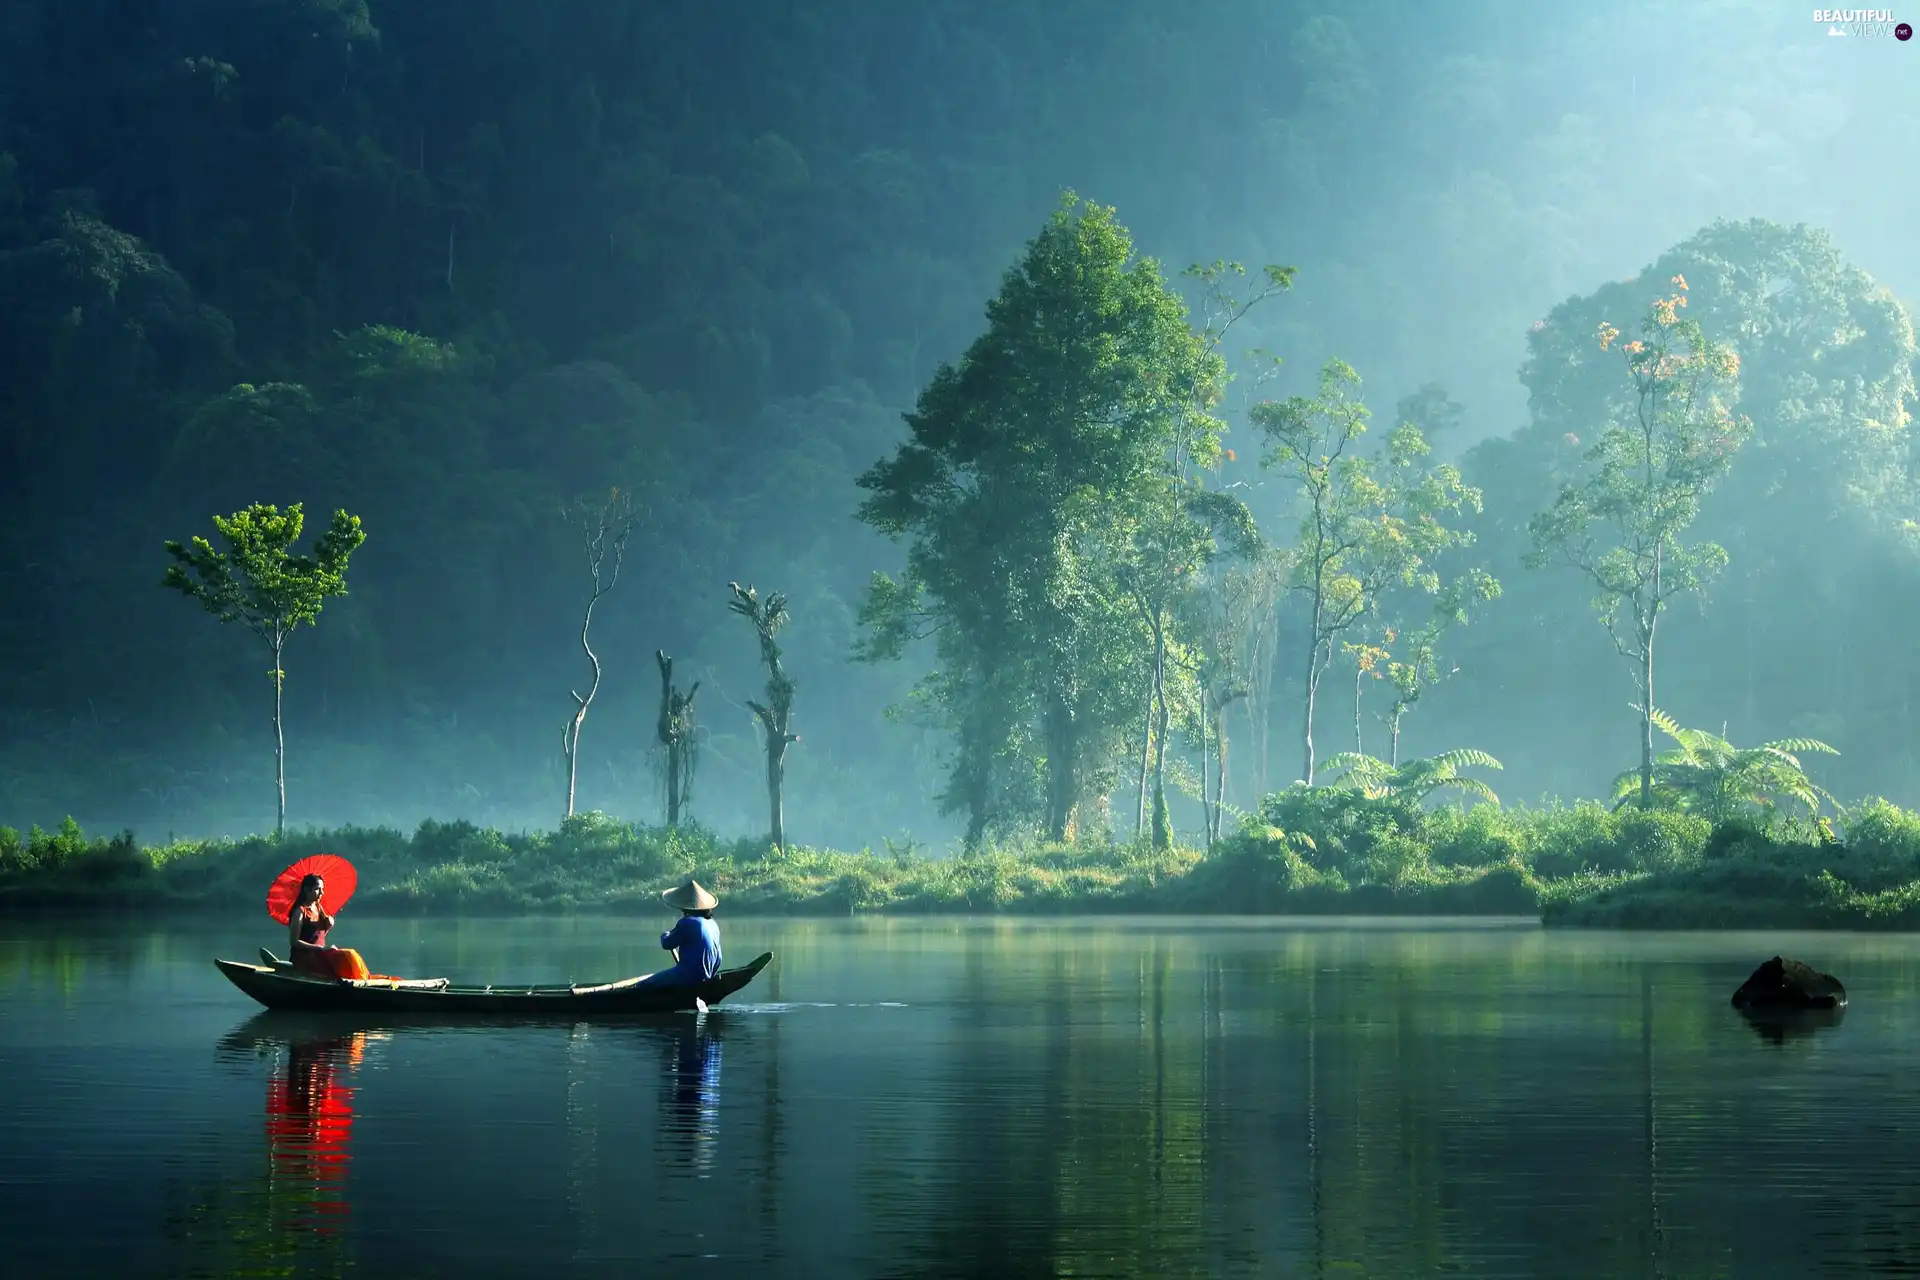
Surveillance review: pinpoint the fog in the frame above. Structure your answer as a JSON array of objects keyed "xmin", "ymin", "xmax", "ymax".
[{"xmin": 2, "ymin": 0, "xmax": 1916, "ymax": 848}]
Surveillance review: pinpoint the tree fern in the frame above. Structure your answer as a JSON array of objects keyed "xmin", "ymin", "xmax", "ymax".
[
  {"xmin": 1609, "ymin": 706, "xmax": 1838, "ymax": 824},
  {"xmin": 1321, "ymin": 748, "xmax": 1502, "ymax": 805}
]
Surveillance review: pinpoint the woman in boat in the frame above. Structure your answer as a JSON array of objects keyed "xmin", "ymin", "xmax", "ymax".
[
  {"xmin": 642, "ymin": 879, "xmax": 723, "ymax": 987},
  {"xmin": 287, "ymin": 872, "xmax": 372, "ymax": 982}
]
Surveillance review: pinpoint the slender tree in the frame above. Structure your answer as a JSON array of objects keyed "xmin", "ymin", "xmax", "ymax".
[
  {"xmin": 1117, "ymin": 485, "xmax": 1259, "ymax": 849},
  {"xmin": 1377, "ymin": 568, "xmax": 1501, "ymax": 765},
  {"xmin": 1255, "ymin": 360, "xmax": 1482, "ymax": 785},
  {"xmin": 560, "ymin": 488, "xmax": 637, "ymax": 820},
  {"xmin": 162, "ymin": 503, "xmax": 365, "ymax": 839},
  {"xmin": 654, "ymin": 649, "xmax": 700, "ymax": 827},
  {"xmin": 729, "ymin": 582, "xmax": 798, "ymax": 852},
  {"xmin": 1526, "ymin": 275, "xmax": 1751, "ymax": 808}
]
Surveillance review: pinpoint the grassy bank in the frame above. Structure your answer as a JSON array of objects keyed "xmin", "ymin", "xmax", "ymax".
[{"xmin": 12, "ymin": 786, "xmax": 1920, "ymax": 927}]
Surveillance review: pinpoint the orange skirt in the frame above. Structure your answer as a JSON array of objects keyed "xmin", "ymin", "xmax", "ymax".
[{"xmin": 294, "ymin": 947, "xmax": 372, "ymax": 981}]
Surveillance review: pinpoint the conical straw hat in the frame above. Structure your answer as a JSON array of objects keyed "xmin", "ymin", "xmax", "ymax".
[{"xmin": 661, "ymin": 878, "xmax": 718, "ymax": 911}]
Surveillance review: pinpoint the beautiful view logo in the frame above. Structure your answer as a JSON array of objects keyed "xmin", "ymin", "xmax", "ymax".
[{"xmin": 1814, "ymin": 7, "xmax": 1909, "ymax": 36}]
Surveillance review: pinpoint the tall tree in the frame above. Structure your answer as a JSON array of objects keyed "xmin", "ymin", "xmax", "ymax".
[
  {"xmin": 560, "ymin": 488, "xmax": 637, "ymax": 820},
  {"xmin": 1175, "ymin": 553, "xmax": 1281, "ymax": 848},
  {"xmin": 161, "ymin": 503, "xmax": 365, "ymax": 838},
  {"xmin": 729, "ymin": 582, "xmax": 799, "ymax": 852},
  {"xmin": 856, "ymin": 194, "xmax": 1226, "ymax": 844},
  {"xmin": 1526, "ymin": 276, "xmax": 1751, "ymax": 808},
  {"xmin": 1376, "ymin": 565, "xmax": 1501, "ymax": 766},
  {"xmin": 1117, "ymin": 484, "xmax": 1260, "ymax": 848},
  {"xmin": 1254, "ymin": 360, "xmax": 1482, "ymax": 785},
  {"xmin": 654, "ymin": 650, "xmax": 700, "ymax": 828}
]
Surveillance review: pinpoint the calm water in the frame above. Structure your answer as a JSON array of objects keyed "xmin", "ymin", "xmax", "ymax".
[{"xmin": 4, "ymin": 916, "xmax": 1920, "ymax": 1278}]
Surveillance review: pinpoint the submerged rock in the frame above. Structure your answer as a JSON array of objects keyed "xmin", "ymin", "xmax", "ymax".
[{"xmin": 1731, "ymin": 955, "xmax": 1847, "ymax": 1011}]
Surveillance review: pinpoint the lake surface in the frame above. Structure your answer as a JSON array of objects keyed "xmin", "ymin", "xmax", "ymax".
[{"xmin": 4, "ymin": 917, "xmax": 1920, "ymax": 1278}]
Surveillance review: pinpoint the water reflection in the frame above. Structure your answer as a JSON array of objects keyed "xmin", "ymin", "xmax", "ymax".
[
  {"xmin": 1739, "ymin": 1005, "xmax": 1847, "ymax": 1045},
  {"xmin": 22, "ymin": 922, "xmax": 1920, "ymax": 1278},
  {"xmin": 651, "ymin": 1013, "xmax": 725, "ymax": 1176},
  {"xmin": 219, "ymin": 1018, "xmax": 375, "ymax": 1235},
  {"xmin": 265, "ymin": 1028, "xmax": 366, "ymax": 1228}
]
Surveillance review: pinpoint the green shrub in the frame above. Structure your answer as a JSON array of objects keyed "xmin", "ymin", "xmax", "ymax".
[{"xmin": 9, "ymin": 789, "xmax": 1920, "ymax": 927}]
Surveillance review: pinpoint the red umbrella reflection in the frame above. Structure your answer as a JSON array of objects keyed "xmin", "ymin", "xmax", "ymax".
[{"xmin": 264, "ymin": 1030, "xmax": 368, "ymax": 1232}]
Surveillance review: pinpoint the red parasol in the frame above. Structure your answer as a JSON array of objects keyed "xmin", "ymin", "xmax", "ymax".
[{"xmin": 266, "ymin": 854, "xmax": 359, "ymax": 923}]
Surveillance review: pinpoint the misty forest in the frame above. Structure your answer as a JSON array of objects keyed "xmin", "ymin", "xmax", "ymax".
[{"xmin": 5, "ymin": 0, "xmax": 1920, "ymax": 926}]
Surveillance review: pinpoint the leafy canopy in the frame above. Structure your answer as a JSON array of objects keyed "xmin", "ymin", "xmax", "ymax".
[
  {"xmin": 1258, "ymin": 360, "xmax": 1486, "ymax": 642},
  {"xmin": 161, "ymin": 503, "xmax": 365, "ymax": 654},
  {"xmin": 855, "ymin": 192, "xmax": 1231, "ymax": 835},
  {"xmin": 1525, "ymin": 275, "xmax": 1752, "ymax": 650}
]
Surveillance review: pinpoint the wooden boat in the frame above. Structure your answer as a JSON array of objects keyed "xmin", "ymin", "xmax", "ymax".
[{"xmin": 214, "ymin": 949, "xmax": 773, "ymax": 1015}]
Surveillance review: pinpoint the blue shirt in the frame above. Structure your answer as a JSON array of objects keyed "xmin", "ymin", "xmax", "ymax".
[{"xmin": 660, "ymin": 914, "xmax": 722, "ymax": 983}]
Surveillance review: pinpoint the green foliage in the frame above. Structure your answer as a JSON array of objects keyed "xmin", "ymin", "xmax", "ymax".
[
  {"xmin": 162, "ymin": 503, "xmax": 365, "ymax": 653},
  {"xmin": 0, "ymin": 817, "xmax": 147, "ymax": 888},
  {"xmin": 1374, "ymin": 564, "xmax": 1503, "ymax": 756},
  {"xmin": 1321, "ymin": 748, "xmax": 1503, "ymax": 805},
  {"xmin": 1608, "ymin": 707, "xmax": 1839, "ymax": 824},
  {"xmin": 1525, "ymin": 277, "xmax": 1751, "ymax": 628},
  {"xmin": 1522, "ymin": 274, "xmax": 1753, "ymax": 807},
  {"xmin": 855, "ymin": 194, "xmax": 1231, "ymax": 845},
  {"xmin": 160, "ymin": 501, "xmax": 366, "ymax": 836},
  {"xmin": 11, "ymin": 786, "xmax": 1920, "ymax": 929},
  {"xmin": 1254, "ymin": 359, "xmax": 1485, "ymax": 783}
]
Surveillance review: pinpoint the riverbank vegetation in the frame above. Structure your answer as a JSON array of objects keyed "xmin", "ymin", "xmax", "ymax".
[{"xmin": 10, "ymin": 781, "xmax": 1920, "ymax": 929}]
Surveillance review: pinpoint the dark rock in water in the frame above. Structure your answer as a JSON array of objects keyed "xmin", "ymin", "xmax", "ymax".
[{"xmin": 1730, "ymin": 955, "xmax": 1846, "ymax": 1010}]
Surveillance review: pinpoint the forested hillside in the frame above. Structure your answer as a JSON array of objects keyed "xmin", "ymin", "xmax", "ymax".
[{"xmin": 2, "ymin": 0, "xmax": 1917, "ymax": 845}]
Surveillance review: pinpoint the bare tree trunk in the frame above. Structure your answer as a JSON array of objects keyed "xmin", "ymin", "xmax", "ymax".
[
  {"xmin": 1352, "ymin": 656, "xmax": 1364, "ymax": 756},
  {"xmin": 1639, "ymin": 621, "xmax": 1656, "ymax": 810},
  {"xmin": 1199, "ymin": 707, "xmax": 1212, "ymax": 853},
  {"xmin": 655, "ymin": 651, "xmax": 698, "ymax": 827},
  {"xmin": 962, "ymin": 746, "xmax": 990, "ymax": 853},
  {"xmin": 959, "ymin": 696, "xmax": 993, "ymax": 853},
  {"xmin": 667, "ymin": 746, "xmax": 682, "ymax": 826},
  {"xmin": 1213, "ymin": 691, "xmax": 1244, "ymax": 845},
  {"xmin": 1301, "ymin": 629, "xmax": 1323, "ymax": 787},
  {"xmin": 766, "ymin": 741, "xmax": 787, "ymax": 851},
  {"xmin": 1149, "ymin": 611, "xmax": 1171, "ymax": 851},
  {"xmin": 562, "ymin": 590, "xmax": 610, "ymax": 821},
  {"xmin": 1246, "ymin": 696, "xmax": 1266, "ymax": 803},
  {"xmin": 1135, "ymin": 693, "xmax": 1153, "ymax": 839},
  {"xmin": 1044, "ymin": 692, "xmax": 1077, "ymax": 843},
  {"xmin": 1248, "ymin": 612, "xmax": 1276, "ymax": 800},
  {"xmin": 563, "ymin": 600, "xmax": 601, "ymax": 822},
  {"xmin": 658, "ymin": 652, "xmax": 678, "ymax": 824},
  {"xmin": 272, "ymin": 632, "xmax": 287, "ymax": 840},
  {"xmin": 560, "ymin": 491, "xmax": 636, "ymax": 822},
  {"xmin": 564, "ymin": 691, "xmax": 588, "ymax": 819},
  {"xmin": 731, "ymin": 583, "xmax": 799, "ymax": 852}
]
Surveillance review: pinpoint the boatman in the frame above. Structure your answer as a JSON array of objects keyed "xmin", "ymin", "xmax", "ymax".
[{"xmin": 644, "ymin": 878, "xmax": 723, "ymax": 987}]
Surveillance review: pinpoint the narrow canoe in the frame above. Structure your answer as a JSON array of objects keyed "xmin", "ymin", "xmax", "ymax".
[{"xmin": 213, "ymin": 950, "xmax": 773, "ymax": 1015}]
